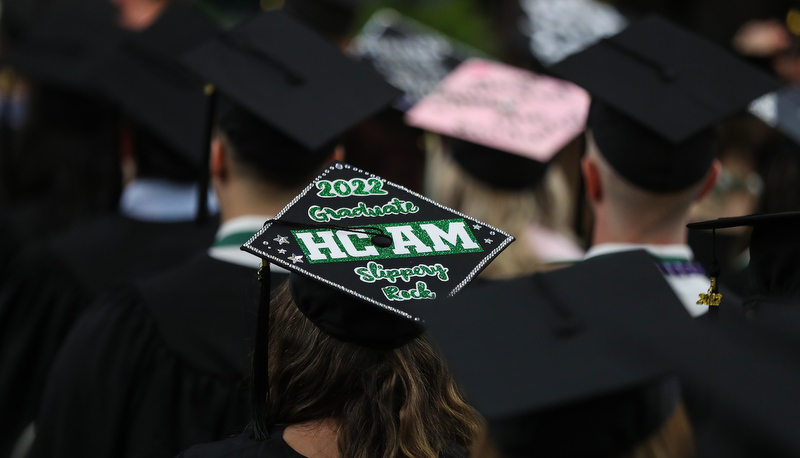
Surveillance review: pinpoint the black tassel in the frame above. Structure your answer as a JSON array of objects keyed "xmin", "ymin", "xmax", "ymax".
[{"xmin": 251, "ymin": 259, "xmax": 271, "ymax": 440}]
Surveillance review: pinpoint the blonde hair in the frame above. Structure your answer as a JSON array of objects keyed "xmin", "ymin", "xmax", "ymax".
[{"xmin": 424, "ymin": 133, "xmax": 576, "ymax": 279}]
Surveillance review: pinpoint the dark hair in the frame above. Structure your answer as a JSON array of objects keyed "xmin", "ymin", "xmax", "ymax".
[
  {"xmin": 264, "ymin": 283, "xmax": 481, "ymax": 458},
  {"xmin": 216, "ymin": 96, "xmax": 335, "ymax": 189},
  {"xmin": 128, "ymin": 120, "xmax": 199, "ymax": 182}
]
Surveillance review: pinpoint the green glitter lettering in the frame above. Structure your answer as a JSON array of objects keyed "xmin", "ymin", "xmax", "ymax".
[
  {"xmin": 382, "ymin": 282, "xmax": 436, "ymax": 301},
  {"xmin": 307, "ymin": 198, "xmax": 419, "ymax": 223},
  {"xmin": 354, "ymin": 261, "xmax": 450, "ymax": 284}
]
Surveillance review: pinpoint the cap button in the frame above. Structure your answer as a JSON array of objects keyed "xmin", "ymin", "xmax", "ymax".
[{"xmin": 372, "ymin": 234, "xmax": 392, "ymax": 248}]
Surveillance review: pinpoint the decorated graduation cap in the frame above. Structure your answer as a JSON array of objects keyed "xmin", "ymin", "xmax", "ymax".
[
  {"xmin": 405, "ymin": 58, "xmax": 589, "ymax": 189},
  {"xmin": 87, "ymin": 4, "xmax": 219, "ymax": 175},
  {"xmin": 519, "ymin": 0, "xmax": 628, "ymax": 66},
  {"xmin": 749, "ymin": 87, "xmax": 800, "ymax": 145},
  {"xmin": 406, "ymin": 250, "xmax": 685, "ymax": 455},
  {"xmin": 241, "ymin": 160, "xmax": 513, "ymax": 438},
  {"xmin": 3, "ymin": 2, "xmax": 128, "ymax": 91},
  {"xmin": 548, "ymin": 15, "xmax": 779, "ymax": 193},
  {"xmin": 349, "ymin": 9, "xmax": 481, "ymax": 111}
]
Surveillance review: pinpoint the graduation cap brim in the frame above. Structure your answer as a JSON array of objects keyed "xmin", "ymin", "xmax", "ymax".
[
  {"xmin": 182, "ymin": 11, "xmax": 402, "ymax": 150},
  {"xmin": 547, "ymin": 15, "xmax": 780, "ymax": 143},
  {"xmin": 87, "ymin": 4, "xmax": 219, "ymax": 166},
  {"xmin": 687, "ymin": 211, "xmax": 800, "ymax": 230},
  {"xmin": 408, "ymin": 250, "xmax": 684, "ymax": 420}
]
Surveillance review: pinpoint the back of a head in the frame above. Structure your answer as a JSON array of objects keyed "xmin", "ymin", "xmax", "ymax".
[
  {"xmin": 426, "ymin": 135, "xmax": 574, "ymax": 278},
  {"xmin": 129, "ymin": 119, "xmax": 200, "ymax": 183},
  {"xmin": 585, "ymin": 101, "xmax": 720, "ymax": 234},
  {"xmin": 216, "ymin": 96, "xmax": 335, "ymax": 189},
  {"xmin": 266, "ymin": 282, "xmax": 480, "ymax": 458},
  {"xmin": 587, "ymin": 100, "xmax": 717, "ymax": 194}
]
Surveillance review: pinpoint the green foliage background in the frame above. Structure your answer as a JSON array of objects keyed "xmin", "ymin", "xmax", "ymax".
[{"xmin": 193, "ymin": 0, "xmax": 498, "ymax": 55}]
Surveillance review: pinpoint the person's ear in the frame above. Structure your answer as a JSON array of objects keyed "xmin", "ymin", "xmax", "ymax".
[
  {"xmin": 695, "ymin": 159, "xmax": 721, "ymax": 202},
  {"xmin": 210, "ymin": 137, "xmax": 229, "ymax": 182},
  {"xmin": 332, "ymin": 145, "xmax": 345, "ymax": 162},
  {"xmin": 118, "ymin": 120, "xmax": 137, "ymax": 186},
  {"xmin": 582, "ymin": 156, "xmax": 603, "ymax": 204}
]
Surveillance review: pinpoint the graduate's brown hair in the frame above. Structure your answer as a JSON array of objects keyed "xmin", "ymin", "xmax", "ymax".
[{"xmin": 263, "ymin": 282, "xmax": 481, "ymax": 458}]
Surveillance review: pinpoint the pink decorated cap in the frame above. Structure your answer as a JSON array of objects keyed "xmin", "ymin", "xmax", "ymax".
[{"xmin": 405, "ymin": 58, "xmax": 590, "ymax": 163}]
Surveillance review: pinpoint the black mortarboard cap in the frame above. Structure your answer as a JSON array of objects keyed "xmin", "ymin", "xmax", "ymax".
[
  {"xmin": 548, "ymin": 15, "xmax": 780, "ymax": 192},
  {"xmin": 549, "ymin": 15, "xmax": 778, "ymax": 144},
  {"xmin": 749, "ymin": 87, "xmax": 800, "ymax": 146},
  {"xmin": 240, "ymin": 160, "xmax": 513, "ymax": 440},
  {"xmin": 628, "ymin": 291, "xmax": 800, "ymax": 456},
  {"xmin": 414, "ymin": 249, "xmax": 800, "ymax": 455},
  {"xmin": 3, "ymin": 2, "xmax": 128, "ymax": 91},
  {"xmin": 409, "ymin": 250, "xmax": 686, "ymax": 455},
  {"xmin": 410, "ymin": 250, "xmax": 681, "ymax": 421},
  {"xmin": 182, "ymin": 11, "xmax": 402, "ymax": 151},
  {"xmin": 87, "ymin": 3, "xmax": 219, "ymax": 169},
  {"xmin": 241, "ymin": 160, "xmax": 514, "ymax": 348},
  {"xmin": 349, "ymin": 9, "xmax": 482, "ymax": 112}
]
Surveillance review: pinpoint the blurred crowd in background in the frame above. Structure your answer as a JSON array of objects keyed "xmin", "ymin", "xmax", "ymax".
[
  {"xmin": 2, "ymin": 0, "xmax": 800, "ymax": 290},
  {"xmin": 1, "ymin": 1, "xmax": 800, "ymax": 457}
]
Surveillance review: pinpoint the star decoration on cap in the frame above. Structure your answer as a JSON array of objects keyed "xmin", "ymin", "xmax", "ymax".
[
  {"xmin": 274, "ymin": 235, "xmax": 290, "ymax": 245},
  {"xmin": 288, "ymin": 254, "xmax": 304, "ymax": 264},
  {"xmin": 277, "ymin": 248, "xmax": 287, "ymax": 254},
  {"xmin": 485, "ymin": 238, "xmax": 494, "ymax": 244},
  {"xmin": 473, "ymin": 224, "xmax": 482, "ymax": 230}
]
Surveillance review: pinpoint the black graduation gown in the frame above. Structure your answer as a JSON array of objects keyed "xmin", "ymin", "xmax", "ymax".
[
  {"xmin": 0, "ymin": 214, "xmax": 217, "ymax": 456},
  {"xmin": 29, "ymin": 253, "xmax": 288, "ymax": 458},
  {"xmin": 177, "ymin": 428, "xmax": 306, "ymax": 458},
  {"xmin": 178, "ymin": 427, "xmax": 468, "ymax": 458}
]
